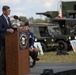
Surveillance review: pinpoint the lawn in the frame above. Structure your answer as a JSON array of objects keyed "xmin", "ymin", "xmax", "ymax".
[{"xmin": 38, "ymin": 51, "xmax": 76, "ymax": 63}]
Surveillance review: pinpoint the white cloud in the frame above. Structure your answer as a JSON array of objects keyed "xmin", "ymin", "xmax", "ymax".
[
  {"xmin": 0, "ymin": 0, "xmax": 20, "ymax": 5},
  {"xmin": 43, "ymin": 0, "xmax": 54, "ymax": 8},
  {"xmin": 43, "ymin": 2, "xmax": 52, "ymax": 8},
  {"xmin": 11, "ymin": 12, "xmax": 26, "ymax": 16},
  {"xmin": 13, "ymin": 7, "xmax": 26, "ymax": 11}
]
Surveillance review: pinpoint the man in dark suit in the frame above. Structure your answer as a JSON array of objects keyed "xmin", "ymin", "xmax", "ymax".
[{"xmin": 0, "ymin": 6, "xmax": 14, "ymax": 75}]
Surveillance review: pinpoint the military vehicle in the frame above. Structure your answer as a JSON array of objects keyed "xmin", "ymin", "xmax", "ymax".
[
  {"xmin": 30, "ymin": 23, "xmax": 59, "ymax": 52},
  {"xmin": 36, "ymin": 9, "xmax": 76, "ymax": 51},
  {"xmin": 31, "ymin": 22, "xmax": 71, "ymax": 51}
]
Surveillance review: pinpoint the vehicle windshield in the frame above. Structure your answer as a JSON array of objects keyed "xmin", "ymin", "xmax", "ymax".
[
  {"xmin": 47, "ymin": 25, "xmax": 62, "ymax": 36},
  {"xmin": 39, "ymin": 26, "xmax": 49, "ymax": 37}
]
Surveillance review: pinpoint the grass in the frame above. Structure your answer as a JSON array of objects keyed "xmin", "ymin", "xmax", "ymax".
[{"xmin": 38, "ymin": 51, "xmax": 76, "ymax": 63}]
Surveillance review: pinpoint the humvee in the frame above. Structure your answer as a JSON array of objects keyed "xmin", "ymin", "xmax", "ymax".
[
  {"xmin": 30, "ymin": 22, "xmax": 73, "ymax": 51},
  {"xmin": 30, "ymin": 23, "xmax": 59, "ymax": 52},
  {"xmin": 36, "ymin": 11, "xmax": 76, "ymax": 51}
]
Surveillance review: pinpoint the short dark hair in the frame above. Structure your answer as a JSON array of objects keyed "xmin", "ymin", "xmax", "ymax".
[{"xmin": 2, "ymin": 5, "xmax": 10, "ymax": 11}]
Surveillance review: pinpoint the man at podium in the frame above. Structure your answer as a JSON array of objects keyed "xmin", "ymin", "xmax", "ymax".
[{"xmin": 0, "ymin": 6, "xmax": 14, "ymax": 75}]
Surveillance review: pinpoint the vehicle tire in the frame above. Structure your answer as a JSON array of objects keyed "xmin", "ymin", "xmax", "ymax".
[
  {"xmin": 57, "ymin": 40, "xmax": 68, "ymax": 51},
  {"xmin": 41, "ymin": 42, "xmax": 47, "ymax": 52}
]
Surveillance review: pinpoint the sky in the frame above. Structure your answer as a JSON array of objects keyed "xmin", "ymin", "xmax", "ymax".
[{"xmin": 0, "ymin": 0, "xmax": 76, "ymax": 19}]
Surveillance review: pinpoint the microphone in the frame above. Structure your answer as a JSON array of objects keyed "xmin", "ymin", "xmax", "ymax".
[
  {"xmin": 13, "ymin": 15, "xmax": 19, "ymax": 20},
  {"xmin": 13, "ymin": 15, "xmax": 22, "ymax": 21}
]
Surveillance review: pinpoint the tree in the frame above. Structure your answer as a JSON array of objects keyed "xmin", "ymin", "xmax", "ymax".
[
  {"xmin": 44, "ymin": 17, "xmax": 50, "ymax": 23},
  {"xmin": 19, "ymin": 16, "xmax": 28, "ymax": 23}
]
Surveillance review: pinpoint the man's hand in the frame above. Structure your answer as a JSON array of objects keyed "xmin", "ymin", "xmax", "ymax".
[
  {"xmin": 13, "ymin": 25, "xmax": 17, "ymax": 28},
  {"xmin": 29, "ymin": 46, "xmax": 34, "ymax": 52},
  {"xmin": 7, "ymin": 28, "xmax": 14, "ymax": 33},
  {"xmin": 30, "ymin": 46, "xmax": 34, "ymax": 49}
]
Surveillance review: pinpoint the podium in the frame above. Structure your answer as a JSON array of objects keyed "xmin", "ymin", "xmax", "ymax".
[{"xmin": 5, "ymin": 30, "xmax": 30, "ymax": 75}]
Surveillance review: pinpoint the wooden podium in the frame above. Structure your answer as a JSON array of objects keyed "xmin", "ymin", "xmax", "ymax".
[{"xmin": 5, "ymin": 30, "xmax": 30, "ymax": 75}]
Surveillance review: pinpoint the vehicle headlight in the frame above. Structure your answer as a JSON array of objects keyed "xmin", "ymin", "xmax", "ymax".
[
  {"xmin": 44, "ymin": 39, "xmax": 46, "ymax": 41},
  {"xmin": 52, "ymin": 39, "xmax": 54, "ymax": 41},
  {"xmin": 69, "ymin": 37, "xmax": 71, "ymax": 40},
  {"xmin": 35, "ymin": 38, "xmax": 37, "ymax": 42},
  {"xmin": 75, "ymin": 37, "xmax": 76, "ymax": 39}
]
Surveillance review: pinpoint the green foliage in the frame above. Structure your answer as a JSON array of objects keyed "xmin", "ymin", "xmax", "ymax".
[
  {"xmin": 34, "ymin": 19, "xmax": 45, "ymax": 23},
  {"xmin": 19, "ymin": 16, "xmax": 28, "ymax": 23}
]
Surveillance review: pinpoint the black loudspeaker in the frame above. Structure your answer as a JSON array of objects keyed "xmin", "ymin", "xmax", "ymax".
[
  {"xmin": 54, "ymin": 69, "xmax": 76, "ymax": 75},
  {"xmin": 41, "ymin": 69, "xmax": 54, "ymax": 75},
  {"xmin": 41, "ymin": 69, "xmax": 76, "ymax": 75}
]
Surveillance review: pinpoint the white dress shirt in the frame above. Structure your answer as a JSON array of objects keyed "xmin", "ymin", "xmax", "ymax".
[{"xmin": 3, "ymin": 14, "xmax": 9, "ymax": 25}]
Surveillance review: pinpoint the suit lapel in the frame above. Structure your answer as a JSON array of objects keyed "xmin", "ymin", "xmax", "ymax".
[{"xmin": 1, "ymin": 14, "xmax": 10, "ymax": 28}]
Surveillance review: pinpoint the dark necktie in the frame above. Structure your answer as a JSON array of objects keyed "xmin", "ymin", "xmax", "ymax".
[{"xmin": 6, "ymin": 17, "xmax": 9, "ymax": 25}]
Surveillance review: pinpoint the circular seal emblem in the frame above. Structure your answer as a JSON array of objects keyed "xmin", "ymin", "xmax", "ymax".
[{"xmin": 19, "ymin": 33, "xmax": 28, "ymax": 50}]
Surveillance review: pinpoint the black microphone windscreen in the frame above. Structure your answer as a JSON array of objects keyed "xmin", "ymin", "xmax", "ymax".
[{"xmin": 13, "ymin": 15, "xmax": 19, "ymax": 19}]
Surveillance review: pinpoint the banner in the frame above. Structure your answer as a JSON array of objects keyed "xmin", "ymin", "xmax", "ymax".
[
  {"xmin": 70, "ymin": 40, "xmax": 76, "ymax": 52},
  {"xmin": 34, "ymin": 42, "xmax": 44, "ymax": 55}
]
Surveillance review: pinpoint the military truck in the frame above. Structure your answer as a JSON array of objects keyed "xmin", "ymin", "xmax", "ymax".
[
  {"xmin": 30, "ymin": 23, "xmax": 59, "ymax": 52},
  {"xmin": 36, "ymin": 10, "xmax": 76, "ymax": 51}
]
